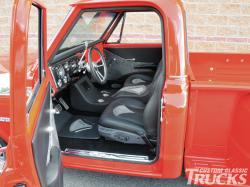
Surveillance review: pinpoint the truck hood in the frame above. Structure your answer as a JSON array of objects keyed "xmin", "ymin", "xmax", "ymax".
[{"xmin": 0, "ymin": 53, "xmax": 38, "ymax": 96}]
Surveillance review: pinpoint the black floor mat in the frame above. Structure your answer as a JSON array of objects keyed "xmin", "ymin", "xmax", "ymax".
[
  {"xmin": 55, "ymin": 111, "xmax": 155, "ymax": 159},
  {"xmin": 58, "ymin": 116, "xmax": 100, "ymax": 140}
]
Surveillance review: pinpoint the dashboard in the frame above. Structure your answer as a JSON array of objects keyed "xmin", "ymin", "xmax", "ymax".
[
  {"xmin": 49, "ymin": 40, "xmax": 104, "ymax": 91},
  {"xmin": 50, "ymin": 54, "xmax": 84, "ymax": 89}
]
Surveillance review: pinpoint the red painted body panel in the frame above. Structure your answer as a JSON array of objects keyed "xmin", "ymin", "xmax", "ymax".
[
  {"xmin": 0, "ymin": 0, "xmax": 48, "ymax": 186},
  {"xmin": 185, "ymin": 53, "xmax": 250, "ymax": 186}
]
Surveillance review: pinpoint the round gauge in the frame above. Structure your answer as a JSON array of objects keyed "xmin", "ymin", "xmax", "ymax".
[
  {"xmin": 64, "ymin": 62, "xmax": 69, "ymax": 71},
  {"xmin": 57, "ymin": 65, "xmax": 65, "ymax": 78}
]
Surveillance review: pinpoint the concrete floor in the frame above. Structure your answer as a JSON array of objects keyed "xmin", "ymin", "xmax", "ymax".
[{"xmin": 64, "ymin": 168, "xmax": 192, "ymax": 187}]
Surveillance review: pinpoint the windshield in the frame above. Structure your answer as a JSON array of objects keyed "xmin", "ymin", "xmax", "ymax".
[{"xmin": 58, "ymin": 11, "xmax": 117, "ymax": 52}]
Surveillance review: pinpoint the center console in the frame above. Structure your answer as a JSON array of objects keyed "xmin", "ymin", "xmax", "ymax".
[{"xmin": 70, "ymin": 77, "xmax": 113, "ymax": 113}]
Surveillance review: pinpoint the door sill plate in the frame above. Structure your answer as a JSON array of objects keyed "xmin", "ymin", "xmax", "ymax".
[{"xmin": 63, "ymin": 148, "xmax": 151, "ymax": 163}]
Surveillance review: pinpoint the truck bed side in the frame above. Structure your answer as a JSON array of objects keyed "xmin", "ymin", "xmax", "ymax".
[{"xmin": 185, "ymin": 53, "xmax": 250, "ymax": 181}]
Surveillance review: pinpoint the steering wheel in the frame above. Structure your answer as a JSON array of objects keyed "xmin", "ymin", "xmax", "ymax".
[{"xmin": 88, "ymin": 47, "xmax": 108, "ymax": 84}]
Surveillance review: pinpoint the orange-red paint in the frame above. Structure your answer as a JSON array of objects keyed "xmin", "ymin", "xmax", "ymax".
[{"xmin": 0, "ymin": 0, "xmax": 48, "ymax": 186}]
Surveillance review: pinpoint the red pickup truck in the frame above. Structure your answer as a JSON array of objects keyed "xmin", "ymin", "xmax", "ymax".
[{"xmin": 0, "ymin": 0, "xmax": 249, "ymax": 186}]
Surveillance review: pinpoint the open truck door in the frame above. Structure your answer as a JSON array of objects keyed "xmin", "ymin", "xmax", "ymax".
[{"xmin": 0, "ymin": 0, "xmax": 63, "ymax": 186}]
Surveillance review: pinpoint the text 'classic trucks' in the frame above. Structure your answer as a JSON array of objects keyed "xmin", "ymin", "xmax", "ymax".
[{"xmin": 0, "ymin": 0, "xmax": 250, "ymax": 186}]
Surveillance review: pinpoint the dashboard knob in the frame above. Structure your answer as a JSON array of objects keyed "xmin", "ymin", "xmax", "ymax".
[
  {"xmin": 71, "ymin": 63, "xmax": 77, "ymax": 68},
  {"xmin": 57, "ymin": 79, "xmax": 63, "ymax": 87},
  {"xmin": 63, "ymin": 76, "xmax": 68, "ymax": 84}
]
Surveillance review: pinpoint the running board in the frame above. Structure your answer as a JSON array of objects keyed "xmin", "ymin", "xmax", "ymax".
[{"xmin": 63, "ymin": 148, "xmax": 151, "ymax": 163}]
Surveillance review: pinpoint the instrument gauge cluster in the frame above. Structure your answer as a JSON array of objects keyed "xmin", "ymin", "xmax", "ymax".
[
  {"xmin": 56, "ymin": 65, "xmax": 65, "ymax": 78},
  {"xmin": 50, "ymin": 55, "xmax": 83, "ymax": 89}
]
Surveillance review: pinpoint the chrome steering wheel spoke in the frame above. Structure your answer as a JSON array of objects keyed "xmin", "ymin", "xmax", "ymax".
[{"xmin": 88, "ymin": 47, "xmax": 108, "ymax": 84}]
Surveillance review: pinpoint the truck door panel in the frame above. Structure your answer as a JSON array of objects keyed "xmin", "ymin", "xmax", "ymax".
[
  {"xmin": 32, "ymin": 85, "xmax": 63, "ymax": 187},
  {"xmin": 3, "ymin": 0, "xmax": 63, "ymax": 186},
  {"xmin": 104, "ymin": 44, "xmax": 162, "ymax": 81}
]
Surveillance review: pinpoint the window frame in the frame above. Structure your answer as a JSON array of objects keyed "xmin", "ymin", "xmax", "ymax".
[{"xmin": 26, "ymin": 4, "xmax": 45, "ymax": 112}]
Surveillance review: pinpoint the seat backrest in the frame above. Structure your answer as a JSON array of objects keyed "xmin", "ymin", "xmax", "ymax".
[
  {"xmin": 152, "ymin": 60, "xmax": 163, "ymax": 82},
  {"xmin": 143, "ymin": 60, "xmax": 165, "ymax": 137},
  {"xmin": 148, "ymin": 60, "xmax": 163, "ymax": 94}
]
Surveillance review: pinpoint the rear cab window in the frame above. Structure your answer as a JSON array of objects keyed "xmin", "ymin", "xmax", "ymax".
[{"xmin": 108, "ymin": 12, "xmax": 162, "ymax": 44}]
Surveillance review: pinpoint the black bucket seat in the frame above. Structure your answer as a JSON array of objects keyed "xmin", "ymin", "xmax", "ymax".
[
  {"xmin": 99, "ymin": 60, "xmax": 164, "ymax": 145},
  {"xmin": 113, "ymin": 60, "xmax": 163, "ymax": 100}
]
